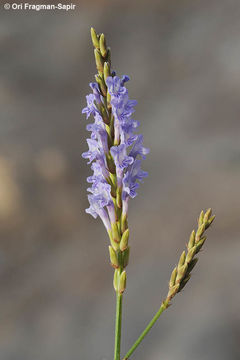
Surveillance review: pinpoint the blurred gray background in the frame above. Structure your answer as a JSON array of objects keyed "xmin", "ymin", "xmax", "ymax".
[{"xmin": 0, "ymin": 0, "xmax": 240, "ymax": 359}]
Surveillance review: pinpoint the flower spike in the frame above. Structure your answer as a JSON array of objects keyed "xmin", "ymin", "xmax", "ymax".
[{"xmin": 82, "ymin": 28, "xmax": 149, "ymax": 296}]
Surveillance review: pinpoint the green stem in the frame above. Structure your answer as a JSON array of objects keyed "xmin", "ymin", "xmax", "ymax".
[
  {"xmin": 122, "ymin": 300, "xmax": 169, "ymax": 360},
  {"xmin": 114, "ymin": 292, "xmax": 123, "ymax": 360}
]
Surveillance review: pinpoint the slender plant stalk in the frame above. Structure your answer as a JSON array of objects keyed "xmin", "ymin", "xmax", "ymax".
[
  {"xmin": 114, "ymin": 293, "xmax": 123, "ymax": 360},
  {"xmin": 122, "ymin": 208, "xmax": 215, "ymax": 360},
  {"xmin": 122, "ymin": 300, "xmax": 169, "ymax": 360}
]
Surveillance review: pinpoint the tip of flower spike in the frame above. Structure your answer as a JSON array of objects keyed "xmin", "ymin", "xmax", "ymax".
[{"xmin": 166, "ymin": 208, "xmax": 215, "ymax": 303}]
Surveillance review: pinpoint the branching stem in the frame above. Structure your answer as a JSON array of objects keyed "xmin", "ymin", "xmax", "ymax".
[{"xmin": 122, "ymin": 300, "xmax": 169, "ymax": 360}]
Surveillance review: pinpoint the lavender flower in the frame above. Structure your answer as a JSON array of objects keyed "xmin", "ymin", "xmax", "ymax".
[{"xmin": 82, "ymin": 75, "xmax": 149, "ymax": 231}]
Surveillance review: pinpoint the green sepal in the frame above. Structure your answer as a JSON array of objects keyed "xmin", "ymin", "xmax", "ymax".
[
  {"xmin": 116, "ymin": 188, "xmax": 122, "ymax": 208},
  {"xmin": 167, "ymin": 284, "xmax": 180, "ymax": 300},
  {"xmin": 113, "ymin": 269, "xmax": 118, "ymax": 292},
  {"xmin": 116, "ymin": 207, "xmax": 122, "ymax": 223},
  {"xmin": 106, "ymin": 153, "xmax": 116, "ymax": 174},
  {"xmin": 108, "ymin": 229, "xmax": 118, "ymax": 251},
  {"xmin": 109, "ymin": 232, "xmax": 119, "ymax": 251},
  {"xmin": 120, "ymin": 229, "xmax": 129, "ymax": 251},
  {"xmin": 104, "ymin": 62, "xmax": 111, "ymax": 83},
  {"xmin": 109, "ymin": 246, "xmax": 119, "ymax": 268},
  {"xmin": 112, "ymin": 222, "xmax": 120, "ymax": 243},
  {"xmin": 187, "ymin": 257, "xmax": 198, "ymax": 273},
  {"xmin": 169, "ymin": 267, "xmax": 177, "ymax": 288},
  {"xmin": 195, "ymin": 223, "xmax": 205, "ymax": 241},
  {"xmin": 188, "ymin": 230, "xmax": 195, "ymax": 250},
  {"xmin": 178, "ymin": 251, "xmax": 186, "ymax": 267},
  {"xmin": 205, "ymin": 215, "xmax": 215, "ymax": 229},
  {"xmin": 203, "ymin": 208, "xmax": 212, "ymax": 223},
  {"xmin": 110, "ymin": 173, "xmax": 117, "ymax": 188},
  {"xmin": 95, "ymin": 74, "xmax": 107, "ymax": 96},
  {"xmin": 94, "ymin": 49, "xmax": 104, "ymax": 74},
  {"xmin": 176, "ymin": 264, "xmax": 188, "ymax": 283},
  {"xmin": 106, "ymin": 48, "xmax": 111, "ymax": 65},
  {"xmin": 106, "ymin": 128, "xmax": 113, "ymax": 147},
  {"xmin": 90, "ymin": 27, "xmax": 99, "ymax": 49},
  {"xmin": 186, "ymin": 246, "xmax": 197, "ymax": 263},
  {"xmin": 119, "ymin": 271, "xmax": 127, "ymax": 294},
  {"xmin": 195, "ymin": 236, "xmax": 206, "ymax": 253},
  {"xmin": 107, "ymin": 92, "xmax": 112, "ymax": 109},
  {"xmin": 198, "ymin": 210, "xmax": 204, "ymax": 227},
  {"xmin": 116, "ymin": 249, "xmax": 122, "ymax": 266},
  {"xmin": 122, "ymin": 247, "xmax": 130, "ymax": 268},
  {"xmin": 99, "ymin": 33, "xmax": 107, "ymax": 58},
  {"xmin": 121, "ymin": 214, "xmax": 128, "ymax": 233},
  {"xmin": 178, "ymin": 274, "xmax": 191, "ymax": 292},
  {"xmin": 100, "ymin": 105, "xmax": 110, "ymax": 125}
]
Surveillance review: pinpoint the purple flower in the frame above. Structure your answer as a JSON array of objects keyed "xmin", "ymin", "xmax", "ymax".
[
  {"xmin": 82, "ymin": 94, "xmax": 98, "ymax": 119},
  {"xmin": 86, "ymin": 194, "xmax": 111, "ymax": 231},
  {"xmin": 89, "ymin": 82, "xmax": 102, "ymax": 104},
  {"xmin": 82, "ymin": 138, "xmax": 100, "ymax": 163},
  {"xmin": 82, "ymin": 74, "xmax": 149, "ymax": 227},
  {"xmin": 123, "ymin": 160, "xmax": 148, "ymax": 199},
  {"xmin": 129, "ymin": 135, "xmax": 150, "ymax": 159},
  {"xmin": 87, "ymin": 180, "xmax": 116, "ymax": 224},
  {"xmin": 87, "ymin": 162, "xmax": 105, "ymax": 184},
  {"xmin": 86, "ymin": 120, "xmax": 108, "ymax": 154},
  {"xmin": 110, "ymin": 144, "xmax": 134, "ymax": 187},
  {"xmin": 88, "ymin": 181, "xmax": 111, "ymax": 203},
  {"xmin": 110, "ymin": 144, "xmax": 134, "ymax": 169},
  {"xmin": 106, "ymin": 76, "xmax": 127, "ymax": 98},
  {"xmin": 120, "ymin": 75, "xmax": 130, "ymax": 85}
]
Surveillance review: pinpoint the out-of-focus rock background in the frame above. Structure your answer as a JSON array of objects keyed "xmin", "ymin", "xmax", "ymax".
[{"xmin": 0, "ymin": 1, "xmax": 240, "ymax": 359}]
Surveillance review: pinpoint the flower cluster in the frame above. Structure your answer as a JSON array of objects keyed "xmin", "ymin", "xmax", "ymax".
[{"xmin": 82, "ymin": 75, "xmax": 149, "ymax": 232}]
